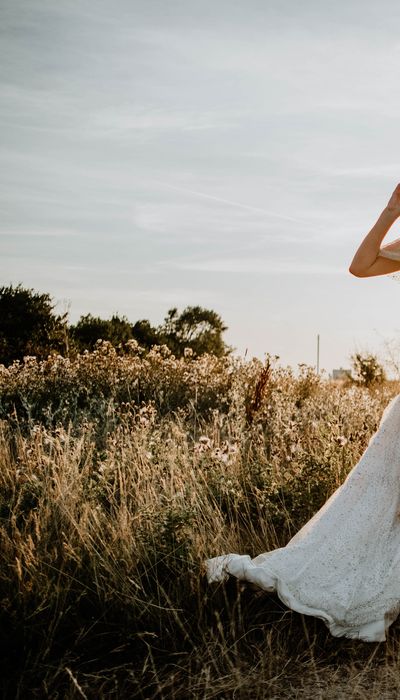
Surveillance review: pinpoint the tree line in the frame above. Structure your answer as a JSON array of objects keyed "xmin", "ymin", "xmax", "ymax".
[{"xmin": 0, "ymin": 284, "xmax": 233, "ymax": 366}]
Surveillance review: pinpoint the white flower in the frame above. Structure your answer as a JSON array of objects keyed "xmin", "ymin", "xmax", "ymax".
[{"xmin": 198, "ymin": 436, "xmax": 211, "ymax": 446}]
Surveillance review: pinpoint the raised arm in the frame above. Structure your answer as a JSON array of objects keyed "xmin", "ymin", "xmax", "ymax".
[{"xmin": 349, "ymin": 184, "xmax": 400, "ymax": 277}]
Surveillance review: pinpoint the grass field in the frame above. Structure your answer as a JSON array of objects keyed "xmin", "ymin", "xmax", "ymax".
[{"xmin": 1, "ymin": 342, "xmax": 400, "ymax": 698}]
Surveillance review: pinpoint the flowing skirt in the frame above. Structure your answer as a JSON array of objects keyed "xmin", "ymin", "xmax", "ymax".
[{"xmin": 205, "ymin": 394, "xmax": 400, "ymax": 642}]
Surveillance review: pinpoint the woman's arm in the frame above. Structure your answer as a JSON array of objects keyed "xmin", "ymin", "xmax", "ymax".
[{"xmin": 349, "ymin": 184, "xmax": 400, "ymax": 278}]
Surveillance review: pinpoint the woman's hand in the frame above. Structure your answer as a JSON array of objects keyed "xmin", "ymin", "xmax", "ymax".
[{"xmin": 386, "ymin": 183, "xmax": 400, "ymax": 217}]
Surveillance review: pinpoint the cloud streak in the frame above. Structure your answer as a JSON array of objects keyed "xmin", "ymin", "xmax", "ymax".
[
  {"xmin": 150, "ymin": 180, "xmax": 305, "ymax": 223},
  {"xmin": 154, "ymin": 257, "xmax": 344, "ymax": 275}
]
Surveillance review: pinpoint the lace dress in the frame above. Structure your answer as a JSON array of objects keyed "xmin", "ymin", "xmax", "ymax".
[{"xmin": 206, "ymin": 367, "xmax": 400, "ymax": 642}]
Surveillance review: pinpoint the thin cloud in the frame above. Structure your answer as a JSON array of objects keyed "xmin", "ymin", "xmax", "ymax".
[
  {"xmin": 150, "ymin": 180, "xmax": 305, "ymax": 223},
  {"xmin": 328, "ymin": 164, "xmax": 400, "ymax": 178},
  {"xmin": 0, "ymin": 229, "xmax": 80, "ymax": 237},
  {"xmin": 90, "ymin": 107, "xmax": 242, "ymax": 133},
  {"xmin": 155, "ymin": 257, "xmax": 344, "ymax": 274},
  {"xmin": 133, "ymin": 200, "xmax": 307, "ymax": 241}
]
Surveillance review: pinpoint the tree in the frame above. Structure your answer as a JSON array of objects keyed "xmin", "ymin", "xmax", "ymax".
[
  {"xmin": 0, "ymin": 283, "xmax": 67, "ymax": 366},
  {"xmin": 350, "ymin": 351, "xmax": 386, "ymax": 388},
  {"xmin": 157, "ymin": 305, "xmax": 232, "ymax": 358},
  {"xmin": 69, "ymin": 313, "xmax": 133, "ymax": 352},
  {"xmin": 131, "ymin": 319, "xmax": 160, "ymax": 350},
  {"xmin": 0, "ymin": 283, "xmax": 232, "ymax": 362}
]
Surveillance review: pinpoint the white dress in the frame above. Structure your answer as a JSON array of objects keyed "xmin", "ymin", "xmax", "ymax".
[{"xmin": 206, "ymin": 383, "xmax": 400, "ymax": 641}]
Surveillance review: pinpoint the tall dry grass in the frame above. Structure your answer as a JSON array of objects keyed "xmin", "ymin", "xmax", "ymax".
[{"xmin": 1, "ymin": 342, "xmax": 400, "ymax": 698}]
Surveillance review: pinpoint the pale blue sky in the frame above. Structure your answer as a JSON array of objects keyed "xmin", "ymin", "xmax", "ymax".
[{"xmin": 2, "ymin": 0, "xmax": 400, "ymax": 375}]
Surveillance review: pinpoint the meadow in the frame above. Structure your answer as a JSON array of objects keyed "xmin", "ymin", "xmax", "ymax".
[{"xmin": 1, "ymin": 340, "xmax": 400, "ymax": 699}]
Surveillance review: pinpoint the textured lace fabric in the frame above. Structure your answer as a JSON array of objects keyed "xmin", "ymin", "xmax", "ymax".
[{"xmin": 205, "ymin": 394, "xmax": 400, "ymax": 642}]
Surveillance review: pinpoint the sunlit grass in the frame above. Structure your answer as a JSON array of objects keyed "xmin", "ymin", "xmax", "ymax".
[{"xmin": 1, "ymin": 342, "xmax": 399, "ymax": 698}]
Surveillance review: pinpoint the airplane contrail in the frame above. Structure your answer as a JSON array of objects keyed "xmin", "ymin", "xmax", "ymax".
[{"xmin": 149, "ymin": 180, "xmax": 304, "ymax": 224}]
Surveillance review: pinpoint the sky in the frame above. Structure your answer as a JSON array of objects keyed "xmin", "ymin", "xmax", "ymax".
[{"xmin": 2, "ymin": 0, "xmax": 400, "ymax": 377}]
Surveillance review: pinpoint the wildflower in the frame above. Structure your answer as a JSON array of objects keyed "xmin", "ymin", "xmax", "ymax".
[
  {"xmin": 336, "ymin": 435, "xmax": 348, "ymax": 446},
  {"xmin": 224, "ymin": 441, "xmax": 239, "ymax": 454}
]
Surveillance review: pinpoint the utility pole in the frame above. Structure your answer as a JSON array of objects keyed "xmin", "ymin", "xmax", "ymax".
[{"xmin": 316, "ymin": 334, "xmax": 320, "ymax": 374}]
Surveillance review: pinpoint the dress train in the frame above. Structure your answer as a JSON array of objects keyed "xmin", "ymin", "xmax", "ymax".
[{"xmin": 205, "ymin": 394, "xmax": 400, "ymax": 642}]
